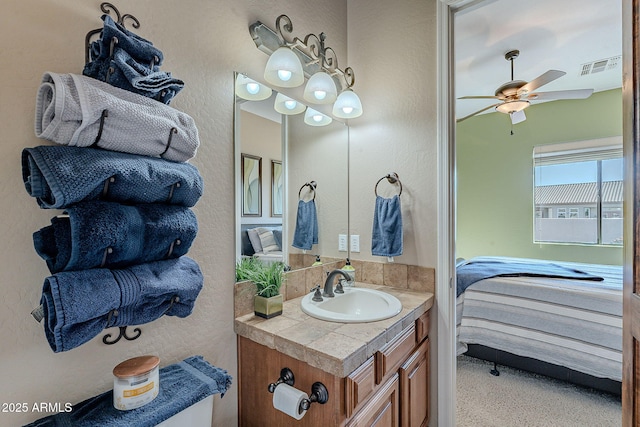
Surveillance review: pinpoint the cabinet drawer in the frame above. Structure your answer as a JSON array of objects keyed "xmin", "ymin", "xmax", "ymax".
[
  {"xmin": 345, "ymin": 356, "xmax": 376, "ymax": 418},
  {"xmin": 415, "ymin": 311, "xmax": 430, "ymax": 344},
  {"xmin": 375, "ymin": 324, "xmax": 416, "ymax": 384}
]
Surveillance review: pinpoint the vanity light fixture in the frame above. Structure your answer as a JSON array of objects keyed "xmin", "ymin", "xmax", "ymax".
[
  {"xmin": 264, "ymin": 46, "xmax": 305, "ymax": 88},
  {"xmin": 274, "ymin": 93, "xmax": 306, "ymax": 115},
  {"xmin": 304, "ymin": 107, "xmax": 332, "ymax": 126},
  {"xmin": 250, "ymin": 14, "xmax": 363, "ymax": 119},
  {"xmin": 235, "ymin": 74, "xmax": 272, "ymax": 101}
]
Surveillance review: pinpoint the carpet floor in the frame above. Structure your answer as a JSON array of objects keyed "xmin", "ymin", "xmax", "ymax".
[{"xmin": 456, "ymin": 355, "xmax": 622, "ymax": 427}]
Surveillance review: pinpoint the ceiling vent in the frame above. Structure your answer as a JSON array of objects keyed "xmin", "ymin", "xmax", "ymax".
[{"xmin": 580, "ymin": 55, "xmax": 621, "ymax": 76}]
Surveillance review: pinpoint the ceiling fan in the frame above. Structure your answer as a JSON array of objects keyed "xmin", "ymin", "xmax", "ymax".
[{"xmin": 457, "ymin": 49, "xmax": 594, "ymax": 124}]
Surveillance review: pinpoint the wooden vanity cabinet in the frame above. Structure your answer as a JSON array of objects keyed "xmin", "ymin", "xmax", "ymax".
[{"xmin": 237, "ymin": 310, "xmax": 430, "ymax": 427}]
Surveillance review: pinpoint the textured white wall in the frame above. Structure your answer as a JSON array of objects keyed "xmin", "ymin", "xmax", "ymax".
[
  {"xmin": 0, "ymin": 0, "xmax": 346, "ymax": 425},
  {"xmin": 347, "ymin": 0, "xmax": 438, "ymax": 267}
]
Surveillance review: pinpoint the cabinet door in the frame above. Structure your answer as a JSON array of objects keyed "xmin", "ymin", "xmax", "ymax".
[
  {"xmin": 347, "ymin": 374, "xmax": 400, "ymax": 427},
  {"xmin": 400, "ymin": 338, "xmax": 429, "ymax": 427}
]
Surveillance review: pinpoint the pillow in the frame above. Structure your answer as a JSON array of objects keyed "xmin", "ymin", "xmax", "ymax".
[
  {"xmin": 257, "ymin": 227, "xmax": 280, "ymax": 253},
  {"xmin": 247, "ymin": 228, "xmax": 263, "ymax": 254},
  {"xmin": 272, "ymin": 229, "xmax": 282, "ymax": 250}
]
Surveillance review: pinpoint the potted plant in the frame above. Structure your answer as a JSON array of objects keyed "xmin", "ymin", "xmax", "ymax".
[{"xmin": 235, "ymin": 259, "xmax": 285, "ymax": 319}]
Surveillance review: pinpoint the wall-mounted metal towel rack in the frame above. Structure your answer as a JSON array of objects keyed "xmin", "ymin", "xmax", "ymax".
[
  {"xmin": 298, "ymin": 180, "xmax": 317, "ymax": 200},
  {"xmin": 375, "ymin": 172, "xmax": 402, "ymax": 196},
  {"xmin": 85, "ymin": 2, "xmax": 141, "ymax": 65}
]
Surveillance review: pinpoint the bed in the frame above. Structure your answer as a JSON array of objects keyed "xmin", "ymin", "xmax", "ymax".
[
  {"xmin": 240, "ymin": 223, "xmax": 283, "ymax": 265},
  {"xmin": 456, "ymin": 256, "xmax": 622, "ymax": 393}
]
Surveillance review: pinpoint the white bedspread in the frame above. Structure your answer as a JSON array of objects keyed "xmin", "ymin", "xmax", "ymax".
[{"xmin": 457, "ymin": 256, "xmax": 622, "ymax": 381}]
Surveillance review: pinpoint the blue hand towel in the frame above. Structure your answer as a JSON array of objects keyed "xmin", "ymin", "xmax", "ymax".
[
  {"xmin": 22, "ymin": 146, "xmax": 203, "ymax": 209},
  {"xmin": 371, "ymin": 195, "xmax": 403, "ymax": 257},
  {"xmin": 292, "ymin": 199, "xmax": 318, "ymax": 250},
  {"xmin": 23, "ymin": 355, "xmax": 232, "ymax": 427},
  {"xmin": 41, "ymin": 257, "xmax": 203, "ymax": 352},
  {"xmin": 35, "ymin": 72, "xmax": 198, "ymax": 162},
  {"xmin": 33, "ymin": 201, "xmax": 198, "ymax": 273},
  {"xmin": 83, "ymin": 15, "xmax": 183, "ymax": 104}
]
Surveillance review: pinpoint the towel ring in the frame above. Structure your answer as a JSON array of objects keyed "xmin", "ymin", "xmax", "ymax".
[
  {"xmin": 298, "ymin": 181, "xmax": 317, "ymax": 201},
  {"xmin": 374, "ymin": 173, "xmax": 402, "ymax": 196}
]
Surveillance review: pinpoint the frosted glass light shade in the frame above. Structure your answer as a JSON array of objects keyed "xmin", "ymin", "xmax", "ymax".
[
  {"xmin": 264, "ymin": 47, "xmax": 305, "ymax": 88},
  {"xmin": 304, "ymin": 107, "xmax": 332, "ymax": 126},
  {"xmin": 332, "ymin": 89, "xmax": 363, "ymax": 118},
  {"xmin": 274, "ymin": 93, "xmax": 306, "ymax": 115},
  {"xmin": 495, "ymin": 100, "xmax": 529, "ymax": 114},
  {"xmin": 235, "ymin": 75, "xmax": 272, "ymax": 101},
  {"xmin": 303, "ymin": 71, "xmax": 337, "ymax": 104}
]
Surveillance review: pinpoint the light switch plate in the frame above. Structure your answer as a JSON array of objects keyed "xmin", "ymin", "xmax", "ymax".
[
  {"xmin": 339, "ymin": 234, "xmax": 348, "ymax": 252},
  {"xmin": 350, "ymin": 235, "xmax": 360, "ymax": 253}
]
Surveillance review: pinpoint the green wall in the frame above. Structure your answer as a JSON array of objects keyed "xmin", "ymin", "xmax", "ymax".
[{"xmin": 456, "ymin": 89, "xmax": 623, "ymax": 265}]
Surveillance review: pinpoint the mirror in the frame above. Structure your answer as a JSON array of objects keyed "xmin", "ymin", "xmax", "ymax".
[{"xmin": 234, "ymin": 75, "xmax": 349, "ymax": 271}]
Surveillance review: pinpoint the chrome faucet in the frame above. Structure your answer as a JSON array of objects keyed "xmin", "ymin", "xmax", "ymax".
[{"xmin": 323, "ymin": 269, "xmax": 351, "ymax": 298}]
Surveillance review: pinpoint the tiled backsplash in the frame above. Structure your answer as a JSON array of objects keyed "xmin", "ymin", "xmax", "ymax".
[{"xmin": 234, "ymin": 259, "xmax": 435, "ymax": 318}]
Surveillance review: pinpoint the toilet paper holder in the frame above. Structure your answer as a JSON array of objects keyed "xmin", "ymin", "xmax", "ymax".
[{"xmin": 268, "ymin": 367, "xmax": 329, "ymax": 411}]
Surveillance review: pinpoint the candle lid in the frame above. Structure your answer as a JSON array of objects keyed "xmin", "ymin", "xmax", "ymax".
[{"xmin": 113, "ymin": 355, "xmax": 160, "ymax": 378}]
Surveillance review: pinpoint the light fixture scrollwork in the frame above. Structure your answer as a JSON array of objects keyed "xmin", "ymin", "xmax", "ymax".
[{"xmin": 250, "ymin": 14, "xmax": 363, "ymax": 120}]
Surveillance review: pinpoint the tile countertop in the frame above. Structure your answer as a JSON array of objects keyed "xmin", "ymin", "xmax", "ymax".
[{"xmin": 234, "ymin": 283, "xmax": 434, "ymax": 378}]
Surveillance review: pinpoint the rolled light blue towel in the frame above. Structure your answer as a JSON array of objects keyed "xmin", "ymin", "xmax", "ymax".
[
  {"xmin": 23, "ymin": 355, "xmax": 232, "ymax": 427},
  {"xmin": 83, "ymin": 14, "xmax": 184, "ymax": 104},
  {"xmin": 292, "ymin": 199, "xmax": 318, "ymax": 250},
  {"xmin": 41, "ymin": 257, "xmax": 203, "ymax": 353},
  {"xmin": 33, "ymin": 201, "xmax": 198, "ymax": 273},
  {"xmin": 35, "ymin": 72, "xmax": 197, "ymax": 162},
  {"xmin": 22, "ymin": 146, "xmax": 203, "ymax": 209},
  {"xmin": 371, "ymin": 195, "xmax": 403, "ymax": 257}
]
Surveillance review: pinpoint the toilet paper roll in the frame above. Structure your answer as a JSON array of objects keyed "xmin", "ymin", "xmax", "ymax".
[{"xmin": 273, "ymin": 383, "xmax": 309, "ymax": 420}]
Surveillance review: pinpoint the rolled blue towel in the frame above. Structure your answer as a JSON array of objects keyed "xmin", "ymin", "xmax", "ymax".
[
  {"xmin": 83, "ymin": 15, "xmax": 183, "ymax": 104},
  {"xmin": 292, "ymin": 199, "xmax": 318, "ymax": 250},
  {"xmin": 33, "ymin": 201, "xmax": 198, "ymax": 273},
  {"xmin": 35, "ymin": 72, "xmax": 197, "ymax": 162},
  {"xmin": 23, "ymin": 355, "xmax": 232, "ymax": 427},
  {"xmin": 22, "ymin": 146, "xmax": 203, "ymax": 209},
  {"xmin": 371, "ymin": 195, "xmax": 403, "ymax": 257},
  {"xmin": 40, "ymin": 257, "xmax": 203, "ymax": 352}
]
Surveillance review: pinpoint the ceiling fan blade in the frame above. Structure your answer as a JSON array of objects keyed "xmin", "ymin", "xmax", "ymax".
[
  {"xmin": 458, "ymin": 95, "xmax": 500, "ymax": 100},
  {"xmin": 510, "ymin": 110, "xmax": 526, "ymax": 124},
  {"xmin": 517, "ymin": 70, "xmax": 566, "ymax": 95},
  {"xmin": 527, "ymin": 89, "xmax": 594, "ymax": 101},
  {"xmin": 456, "ymin": 103, "xmax": 502, "ymax": 123}
]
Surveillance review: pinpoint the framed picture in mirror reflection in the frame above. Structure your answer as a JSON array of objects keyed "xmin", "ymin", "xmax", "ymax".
[
  {"xmin": 242, "ymin": 153, "xmax": 262, "ymax": 217},
  {"xmin": 271, "ymin": 160, "xmax": 283, "ymax": 217}
]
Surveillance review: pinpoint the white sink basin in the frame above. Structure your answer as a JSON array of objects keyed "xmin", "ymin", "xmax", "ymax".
[{"xmin": 300, "ymin": 287, "xmax": 402, "ymax": 323}]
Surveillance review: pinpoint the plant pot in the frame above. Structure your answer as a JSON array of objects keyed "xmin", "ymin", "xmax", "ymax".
[{"xmin": 254, "ymin": 294, "xmax": 283, "ymax": 319}]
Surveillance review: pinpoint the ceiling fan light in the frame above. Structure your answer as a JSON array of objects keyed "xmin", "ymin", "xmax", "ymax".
[
  {"xmin": 235, "ymin": 74, "xmax": 273, "ymax": 101},
  {"xmin": 495, "ymin": 100, "xmax": 530, "ymax": 114},
  {"xmin": 264, "ymin": 47, "xmax": 305, "ymax": 88},
  {"xmin": 304, "ymin": 107, "xmax": 332, "ymax": 126},
  {"xmin": 274, "ymin": 93, "xmax": 306, "ymax": 115},
  {"xmin": 332, "ymin": 89, "xmax": 363, "ymax": 118},
  {"xmin": 304, "ymin": 71, "xmax": 338, "ymax": 104}
]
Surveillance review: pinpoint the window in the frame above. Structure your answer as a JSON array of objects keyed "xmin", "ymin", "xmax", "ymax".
[{"xmin": 533, "ymin": 139, "xmax": 622, "ymax": 246}]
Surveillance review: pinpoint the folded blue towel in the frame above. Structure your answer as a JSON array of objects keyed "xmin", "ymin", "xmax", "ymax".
[
  {"xmin": 371, "ymin": 195, "xmax": 403, "ymax": 257},
  {"xmin": 33, "ymin": 201, "xmax": 198, "ymax": 273},
  {"xmin": 22, "ymin": 146, "xmax": 203, "ymax": 209},
  {"xmin": 35, "ymin": 72, "xmax": 198, "ymax": 161},
  {"xmin": 83, "ymin": 15, "xmax": 183, "ymax": 104},
  {"xmin": 23, "ymin": 355, "xmax": 232, "ymax": 427},
  {"xmin": 292, "ymin": 199, "xmax": 318, "ymax": 250},
  {"xmin": 41, "ymin": 257, "xmax": 203, "ymax": 352}
]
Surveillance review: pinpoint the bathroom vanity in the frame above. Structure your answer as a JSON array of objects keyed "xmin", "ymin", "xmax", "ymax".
[{"xmin": 235, "ymin": 283, "xmax": 433, "ymax": 426}]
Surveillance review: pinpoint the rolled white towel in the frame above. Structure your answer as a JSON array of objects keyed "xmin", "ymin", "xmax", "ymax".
[{"xmin": 35, "ymin": 72, "xmax": 199, "ymax": 162}]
